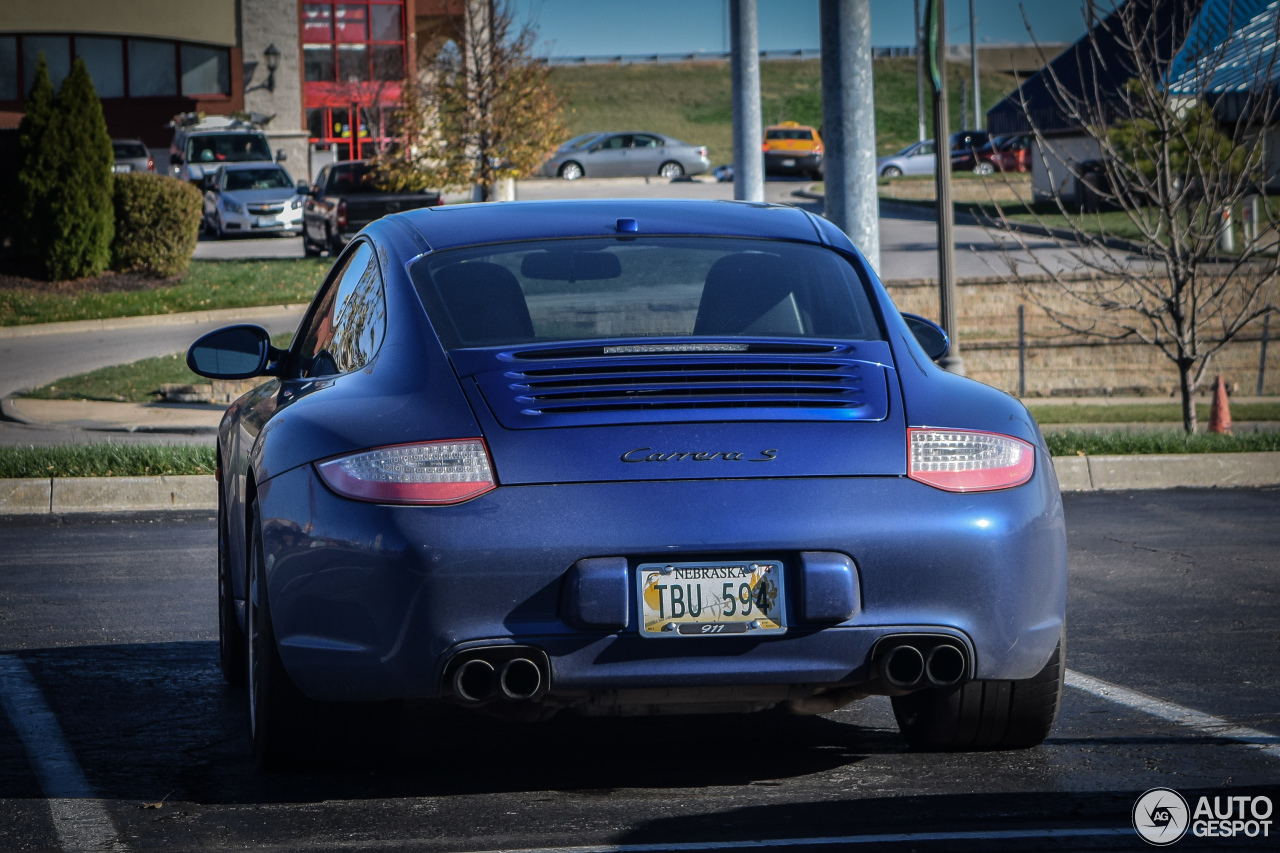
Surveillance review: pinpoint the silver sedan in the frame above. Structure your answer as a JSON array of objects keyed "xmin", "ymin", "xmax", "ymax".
[{"xmin": 541, "ymin": 132, "xmax": 710, "ymax": 180}]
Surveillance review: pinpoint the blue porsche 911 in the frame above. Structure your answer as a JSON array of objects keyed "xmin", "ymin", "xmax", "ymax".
[{"xmin": 188, "ymin": 199, "xmax": 1067, "ymax": 768}]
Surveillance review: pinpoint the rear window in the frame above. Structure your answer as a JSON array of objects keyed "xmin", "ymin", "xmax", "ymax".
[
  {"xmin": 409, "ymin": 237, "xmax": 883, "ymax": 351},
  {"xmin": 113, "ymin": 142, "xmax": 147, "ymax": 159},
  {"xmin": 766, "ymin": 129, "xmax": 814, "ymax": 140},
  {"xmin": 326, "ymin": 163, "xmax": 379, "ymax": 193}
]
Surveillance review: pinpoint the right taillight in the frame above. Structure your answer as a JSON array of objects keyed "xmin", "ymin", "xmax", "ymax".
[
  {"xmin": 908, "ymin": 428, "xmax": 1035, "ymax": 493},
  {"xmin": 315, "ymin": 439, "xmax": 496, "ymax": 505}
]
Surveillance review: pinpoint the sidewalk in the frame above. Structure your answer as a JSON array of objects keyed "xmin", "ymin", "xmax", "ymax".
[{"xmin": 2, "ymin": 398, "xmax": 222, "ymax": 434}]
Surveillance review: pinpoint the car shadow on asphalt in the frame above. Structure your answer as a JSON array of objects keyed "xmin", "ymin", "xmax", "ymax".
[{"xmin": 4, "ymin": 641, "xmax": 902, "ymax": 804}]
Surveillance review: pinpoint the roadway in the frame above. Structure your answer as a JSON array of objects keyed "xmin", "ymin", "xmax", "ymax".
[{"xmin": 0, "ymin": 488, "xmax": 1276, "ymax": 851}]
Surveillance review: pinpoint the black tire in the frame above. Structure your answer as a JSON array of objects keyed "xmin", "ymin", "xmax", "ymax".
[
  {"xmin": 217, "ymin": 471, "xmax": 246, "ymax": 685},
  {"xmin": 658, "ymin": 160, "xmax": 684, "ymax": 179},
  {"xmin": 327, "ymin": 227, "xmax": 343, "ymax": 257},
  {"xmin": 881, "ymin": 166, "xmax": 902, "ymax": 178},
  {"xmin": 559, "ymin": 161, "xmax": 584, "ymax": 180},
  {"xmin": 891, "ymin": 632, "xmax": 1064, "ymax": 751},
  {"xmin": 246, "ymin": 498, "xmax": 401, "ymax": 770}
]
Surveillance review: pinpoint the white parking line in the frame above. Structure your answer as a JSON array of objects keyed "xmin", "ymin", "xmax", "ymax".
[
  {"xmin": 1066, "ymin": 669, "xmax": 1280, "ymax": 759},
  {"xmin": 453, "ymin": 827, "xmax": 1132, "ymax": 853},
  {"xmin": 0, "ymin": 655, "xmax": 120, "ymax": 851}
]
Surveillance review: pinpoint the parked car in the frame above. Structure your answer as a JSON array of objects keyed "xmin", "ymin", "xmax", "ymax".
[
  {"xmin": 542, "ymin": 132, "xmax": 710, "ymax": 180},
  {"xmin": 202, "ymin": 163, "xmax": 306, "ymax": 239},
  {"xmin": 948, "ymin": 130, "xmax": 991, "ymax": 172},
  {"xmin": 876, "ymin": 139, "xmax": 937, "ymax": 177},
  {"xmin": 302, "ymin": 160, "xmax": 442, "ymax": 256},
  {"xmin": 762, "ymin": 121, "xmax": 824, "ymax": 179},
  {"xmin": 973, "ymin": 134, "xmax": 1032, "ymax": 175},
  {"xmin": 170, "ymin": 114, "xmax": 284, "ymax": 186},
  {"xmin": 112, "ymin": 139, "xmax": 153, "ymax": 174},
  {"xmin": 187, "ymin": 198, "xmax": 1068, "ymax": 769}
]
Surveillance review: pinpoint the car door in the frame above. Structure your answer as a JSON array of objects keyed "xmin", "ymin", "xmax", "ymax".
[
  {"xmin": 585, "ymin": 134, "xmax": 631, "ymax": 177},
  {"xmin": 906, "ymin": 141, "xmax": 936, "ymax": 175},
  {"xmin": 629, "ymin": 134, "xmax": 664, "ymax": 176}
]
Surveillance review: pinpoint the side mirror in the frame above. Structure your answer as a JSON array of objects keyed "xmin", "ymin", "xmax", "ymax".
[
  {"xmin": 170, "ymin": 153, "xmax": 182, "ymax": 166},
  {"xmin": 901, "ymin": 313, "xmax": 949, "ymax": 361},
  {"xmin": 186, "ymin": 324, "xmax": 283, "ymax": 380},
  {"xmin": 202, "ymin": 174, "xmax": 216, "ymax": 191},
  {"xmin": 276, "ymin": 149, "xmax": 288, "ymax": 162},
  {"xmin": 296, "ymin": 179, "xmax": 311, "ymax": 195}
]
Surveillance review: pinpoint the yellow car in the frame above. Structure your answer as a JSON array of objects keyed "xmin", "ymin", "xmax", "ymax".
[{"xmin": 762, "ymin": 121, "xmax": 824, "ymax": 179}]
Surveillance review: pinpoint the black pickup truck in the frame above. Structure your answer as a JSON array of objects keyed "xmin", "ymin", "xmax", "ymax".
[{"xmin": 302, "ymin": 160, "xmax": 443, "ymax": 256}]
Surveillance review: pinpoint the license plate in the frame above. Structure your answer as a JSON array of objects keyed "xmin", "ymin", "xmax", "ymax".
[
  {"xmin": 256, "ymin": 216, "xmax": 279, "ymax": 226},
  {"xmin": 782, "ymin": 158, "xmax": 796, "ymax": 167},
  {"xmin": 113, "ymin": 164, "xmax": 131, "ymax": 173},
  {"xmin": 638, "ymin": 560, "xmax": 786, "ymax": 638}
]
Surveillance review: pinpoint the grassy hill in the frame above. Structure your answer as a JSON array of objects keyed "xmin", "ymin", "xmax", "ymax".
[{"xmin": 548, "ymin": 57, "xmax": 1019, "ymax": 167}]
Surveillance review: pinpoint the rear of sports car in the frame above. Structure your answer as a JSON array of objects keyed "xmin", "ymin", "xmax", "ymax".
[{"xmin": 255, "ymin": 217, "xmax": 1067, "ymax": 755}]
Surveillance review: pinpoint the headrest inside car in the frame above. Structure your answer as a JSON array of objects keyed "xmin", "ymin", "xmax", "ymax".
[
  {"xmin": 694, "ymin": 252, "xmax": 804, "ymax": 336},
  {"xmin": 433, "ymin": 261, "xmax": 535, "ymax": 343}
]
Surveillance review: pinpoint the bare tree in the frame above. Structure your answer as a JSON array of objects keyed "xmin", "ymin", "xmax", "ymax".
[
  {"xmin": 373, "ymin": 0, "xmax": 565, "ymax": 200},
  {"xmin": 986, "ymin": 0, "xmax": 1279, "ymax": 432}
]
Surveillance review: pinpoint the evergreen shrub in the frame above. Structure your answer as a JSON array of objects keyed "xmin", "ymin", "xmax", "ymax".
[{"xmin": 111, "ymin": 174, "xmax": 202, "ymax": 277}]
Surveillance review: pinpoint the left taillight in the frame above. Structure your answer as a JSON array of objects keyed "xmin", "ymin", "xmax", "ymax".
[
  {"xmin": 315, "ymin": 439, "xmax": 497, "ymax": 505},
  {"xmin": 907, "ymin": 428, "xmax": 1035, "ymax": 493},
  {"xmin": 336, "ymin": 199, "xmax": 348, "ymax": 227}
]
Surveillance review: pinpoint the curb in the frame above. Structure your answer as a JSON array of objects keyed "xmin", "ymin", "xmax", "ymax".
[
  {"xmin": 0, "ymin": 303, "xmax": 308, "ymax": 340},
  {"xmin": 3, "ymin": 452, "xmax": 1278, "ymax": 514}
]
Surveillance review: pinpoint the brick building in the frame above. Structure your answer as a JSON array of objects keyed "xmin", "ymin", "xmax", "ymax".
[{"xmin": 0, "ymin": 0, "xmax": 464, "ymax": 181}]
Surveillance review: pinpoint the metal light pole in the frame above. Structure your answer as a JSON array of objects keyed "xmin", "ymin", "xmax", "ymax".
[
  {"xmin": 915, "ymin": 0, "xmax": 926, "ymax": 142},
  {"xmin": 730, "ymin": 0, "xmax": 764, "ymax": 203},
  {"xmin": 969, "ymin": 0, "xmax": 981, "ymax": 130},
  {"xmin": 927, "ymin": 0, "xmax": 964, "ymax": 374},
  {"xmin": 821, "ymin": 0, "xmax": 881, "ymax": 272}
]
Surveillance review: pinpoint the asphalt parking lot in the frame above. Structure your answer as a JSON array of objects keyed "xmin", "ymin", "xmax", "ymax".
[{"xmin": 0, "ymin": 488, "xmax": 1277, "ymax": 852}]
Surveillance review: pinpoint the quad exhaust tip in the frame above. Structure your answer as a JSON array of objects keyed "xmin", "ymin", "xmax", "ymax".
[
  {"xmin": 877, "ymin": 638, "xmax": 968, "ymax": 690},
  {"xmin": 453, "ymin": 659, "xmax": 496, "ymax": 703},
  {"xmin": 449, "ymin": 648, "xmax": 550, "ymax": 703},
  {"xmin": 499, "ymin": 658, "xmax": 543, "ymax": 701}
]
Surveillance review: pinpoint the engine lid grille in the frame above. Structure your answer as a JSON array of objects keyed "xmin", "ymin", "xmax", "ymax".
[{"xmin": 462, "ymin": 341, "xmax": 893, "ymax": 429}]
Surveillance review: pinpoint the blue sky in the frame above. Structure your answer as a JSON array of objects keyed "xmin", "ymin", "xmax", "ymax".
[{"xmin": 511, "ymin": 1, "xmax": 1095, "ymax": 59}]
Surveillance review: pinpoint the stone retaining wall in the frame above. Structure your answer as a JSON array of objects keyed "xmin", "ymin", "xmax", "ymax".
[{"xmin": 885, "ymin": 275, "xmax": 1280, "ymax": 397}]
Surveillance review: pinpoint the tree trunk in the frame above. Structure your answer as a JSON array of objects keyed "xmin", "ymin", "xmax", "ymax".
[{"xmin": 1177, "ymin": 359, "xmax": 1198, "ymax": 434}]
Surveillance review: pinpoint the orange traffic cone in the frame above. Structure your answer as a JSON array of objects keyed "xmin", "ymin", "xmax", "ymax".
[{"xmin": 1208, "ymin": 375, "xmax": 1232, "ymax": 434}]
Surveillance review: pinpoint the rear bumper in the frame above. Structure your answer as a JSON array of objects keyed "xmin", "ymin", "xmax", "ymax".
[
  {"xmin": 256, "ymin": 459, "xmax": 1066, "ymax": 702},
  {"xmin": 765, "ymin": 153, "xmax": 822, "ymax": 174}
]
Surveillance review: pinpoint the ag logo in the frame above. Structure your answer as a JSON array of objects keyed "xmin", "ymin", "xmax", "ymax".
[{"xmin": 1134, "ymin": 788, "xmax": 1190, "ymax": 846}]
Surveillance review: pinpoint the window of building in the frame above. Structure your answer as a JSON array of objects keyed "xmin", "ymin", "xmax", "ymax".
[
  {"xmin": 0, "ymin": 37, "xmax": 17, "ymax": 100},
  {"xmin": 300, "ymin": 0, "xmax": 405, "ymax": 84},
  {"xmin": 180, "ymin": 44, "xmax": 229, "ymax": 95},
  {"xmin": 23, "ymin": 35, "xmax": 70, "ymax": 94},
  {"xmin": 76, "ymin": 36, "xmax": 124, "ymax": 98},
  {"xmin": 128, "ymin": 39, "xmax": 177, "ymax": 97}
]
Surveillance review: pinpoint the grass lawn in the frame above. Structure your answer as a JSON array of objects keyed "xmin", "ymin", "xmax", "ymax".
[
  {"xmin": 0, "ymin": 444, "xmax": 216, "ymax": 478},
  {"xmin": 1044, "ymin": 430, "xmax": 1280, "ymax": 456},
  {"xmin": 2, "ymin": 431, "xmax": 1274, "ymax": 479},
  {"xmin": 1029, "ymin": 402, "xmax": 1280, "ymax": 424},
  {"xmin": 24, "ymin": 333, "xmax": 295, "ymax": 402},
  {"xmin": 549, "ymin": 57, "xmax": 1017, "ymax": 167},
  {"xmin": 0, "ymin": 259, "xmax": 327, "ymax": 327}
]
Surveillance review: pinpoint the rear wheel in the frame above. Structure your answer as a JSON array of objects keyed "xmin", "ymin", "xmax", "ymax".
[
  {"xmin": 881, "ymin": 166, "xmax": 902, "ymax": 178},
  {"xmin": 974, "ymin": 161, "xmax": 995, "ymax": 175},
  {"xmin": 247, "ymin": 498, "xmax": 317, "ymax": 769},
  {"xmin": 891, "ymin": 632, "xmax": 1064, "ymax": 751},
  {"xmin": 217, "ymin": 471, "xmax": 245, "ymax": 685},
  {"xmin": 659, "ymin": 161, "xmax": 684, "ymax": 179},
  {"xmin": 327, "ymin": 226, "xmax": 343, "ymax": 257},
  {"xmin": 559, "ymin": 161, "xmax": 584, "ymax": 180}
]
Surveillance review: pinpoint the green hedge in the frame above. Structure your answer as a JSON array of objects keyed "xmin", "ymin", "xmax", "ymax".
[{"xmin": 111, "ymin": 173, "xmax": 203, "ymax": 277}]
